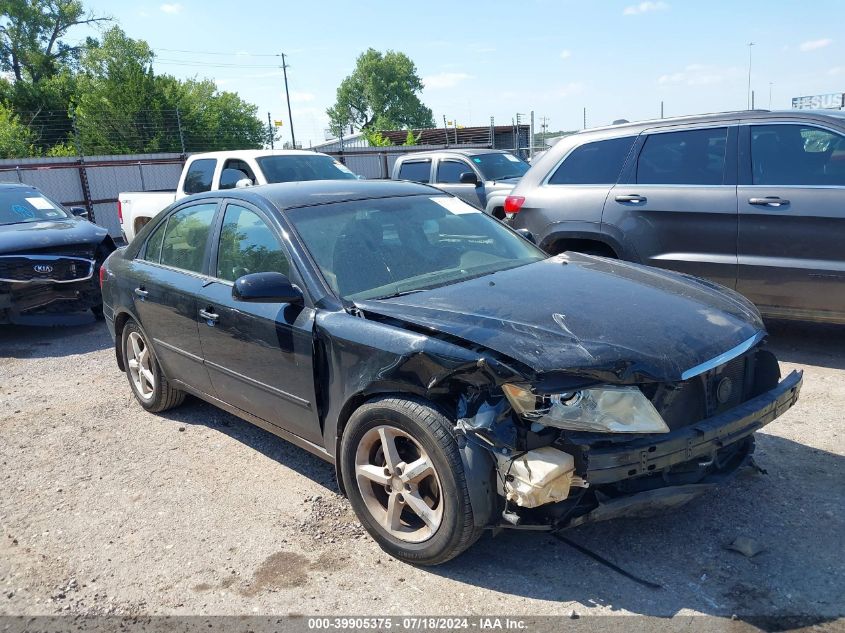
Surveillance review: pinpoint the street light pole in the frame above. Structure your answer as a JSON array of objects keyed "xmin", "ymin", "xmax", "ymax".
[
  {"xmin": 281, "ymin": 53, "xmax": 296, "ymax": 148},
  {"xmin": 747, "ymin": 42, "xmax": 755, "ymax": 110}
]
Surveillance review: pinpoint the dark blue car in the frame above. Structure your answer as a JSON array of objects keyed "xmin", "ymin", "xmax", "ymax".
[{"xmin": 101, "ymin": 180, "xmax": 802, "ymax": 565}]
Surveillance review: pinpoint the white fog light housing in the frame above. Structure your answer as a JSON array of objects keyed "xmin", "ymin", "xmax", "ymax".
[{"xmin": 502, "ymin": 383, "xmax": 670, "ymax": 434}]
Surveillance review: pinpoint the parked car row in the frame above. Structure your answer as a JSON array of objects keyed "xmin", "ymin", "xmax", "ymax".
[{"xmin": 100, "ymin": 179, "xmax": 802, "ymax": 565}]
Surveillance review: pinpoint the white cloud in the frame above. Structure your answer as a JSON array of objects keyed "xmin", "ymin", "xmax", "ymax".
[
  {"xmin": 658, "ymin": 64, "xmax": 740, "ymax": 86},
  {"xmin": 623, "ymin": 1, "xmax": 668, "ymax": 15},
  {"xmin": 799, "ymin": 38, "xmax": 832, "ymax": 52},
  {"xmin": 560, "ymin": 49, "xmax": 572, "ymax": 59},
  {"xmin": 423, "ymin": 72, "xmax": 472, "ymax": 90},
  {"xmin": 160, "ymin": 3, "xmax": 183, "ymax": 14},
  {"xmin": 289, "ymin": 91, "xmax": 315, "ymax": 103}
]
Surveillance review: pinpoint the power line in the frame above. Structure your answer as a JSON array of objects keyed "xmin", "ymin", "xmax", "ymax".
[
  {"xmin": 153, "ymin": 47, "xmax": 280, "ymax": 57},
  {"xmin": 154, "ymin": 58, "xmax": 281, "ymax": 68}
]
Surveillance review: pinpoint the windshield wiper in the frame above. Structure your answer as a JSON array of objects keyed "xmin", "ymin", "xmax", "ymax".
[{"xmin": 373, "ymin": 289, "xmax": 425, "ymax": 300}]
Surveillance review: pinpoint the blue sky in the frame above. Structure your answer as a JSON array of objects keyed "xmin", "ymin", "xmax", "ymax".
[{"xmin": 79, "ymin": 0, "xmax": 845, "ymax": 148}]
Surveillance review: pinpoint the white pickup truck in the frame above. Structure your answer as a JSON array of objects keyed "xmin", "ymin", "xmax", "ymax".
[{"xmin": 118, "ymin": 149, "xmax": 357, "ymax": 242}]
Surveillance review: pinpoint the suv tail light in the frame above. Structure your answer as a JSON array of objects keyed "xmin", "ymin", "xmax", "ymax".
[
  {"xmin": 99, "ymin": 264, "xmax": 106, "ymax": 287},
  {"xmin": 117, "ymin": 200, "xmax": 123, "ymax": 224},
  {"xmin": 504, "ymin": 195, "xmax": 525, "ymax": 214}
]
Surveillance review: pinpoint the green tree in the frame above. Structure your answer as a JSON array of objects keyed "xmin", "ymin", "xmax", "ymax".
[
  {"xmin": 327, "ymin": 48, "xmax": 434, "ymax": 134},
  {"xmin": 0, "ymin": 101, "xmax": 35, "ymax": 157},
  {"xmin": 0, "ymin": 1, "xmax": 108, "ymax": 153},
  {"xmin": 0, "ymin": 0, "xmax": 110, "ymax": 83}
]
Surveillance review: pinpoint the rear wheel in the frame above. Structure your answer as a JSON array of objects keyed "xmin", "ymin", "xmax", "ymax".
[
  {"xmin": 340, "ymin": 397, "xmax": 483, "ymax": 565},
  {"xmin": 122, "ymin": 321, "xmax": 185, "ymax": 413}
]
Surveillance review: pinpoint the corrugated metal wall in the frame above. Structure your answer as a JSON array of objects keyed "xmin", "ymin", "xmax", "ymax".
[{"xmin": 0, "ymin": 154, "xmax": 184, "ymax": 238}]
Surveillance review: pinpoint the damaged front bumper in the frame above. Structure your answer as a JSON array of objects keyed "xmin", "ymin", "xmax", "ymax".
[{"xmin": 478, "ymin": 369, "xmax": 803, "ymax": 530}]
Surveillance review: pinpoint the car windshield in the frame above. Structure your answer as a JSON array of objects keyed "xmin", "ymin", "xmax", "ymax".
[
  {"xmin": 256, "ymin": 155, "xmax": 358, "ymax": 183},
  {"xmin": 0, "ymin": 190, "xmax": 70, "ymax": 226},
  {"xmin": 286, "ymin": 194, "xmax": 547, "ymax": 300},
  {"xmin": 471, "ymin": 153, "xmax": 530, "ymax": 180}
]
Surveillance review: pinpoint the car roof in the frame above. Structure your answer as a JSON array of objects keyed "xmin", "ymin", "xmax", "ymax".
[
  {"xmin": 577, "ymin": 109, "xmax": 845, "ymax": 137},
  {"xmin": 189, "ymin": 149, "xmax": 333, "ymax": 160},
  {"xmin": 397, "ymin": 148, "xmax": 508, "ymax": 159},
  {"xmin": 0, "ymin": 183, "xmax": 32, "ymax": 191},
  {"xmin": 190, "ymin": 179, "xmax": 442, "ymax": 210}
]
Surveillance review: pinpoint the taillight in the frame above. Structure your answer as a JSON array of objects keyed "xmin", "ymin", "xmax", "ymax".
[
  {"xmin": 99, "ymin": 264, "xmax": 106, "ymax": 287},
  {"xmin": 117, "ymin": 200, "xmax": 123, "ymax": 224},
  {"xmin": 504, "ymin": 195, "xmax": 525, "ymax": 214}
]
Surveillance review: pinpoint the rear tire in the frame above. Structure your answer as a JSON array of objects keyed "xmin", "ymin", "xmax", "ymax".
[
  {"xmin": 121, "ymin": 321, "xmax": 185, "ymax": 413},
  {"xmin": 340, "ymin": 396, "xmax": 483, "ymax": 565}
]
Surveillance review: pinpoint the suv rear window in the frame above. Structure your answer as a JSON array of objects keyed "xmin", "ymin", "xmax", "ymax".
[
  {"xmin": 548, "ymin": 137, "xmax": 636, "ymax": 185},
  {"xmin": 637, "ymin": 127, "xmax": 728, "ymax": 185},
  {"xmin": 398, "ymin": 160, "xmax": 431, "ymax": 183}
]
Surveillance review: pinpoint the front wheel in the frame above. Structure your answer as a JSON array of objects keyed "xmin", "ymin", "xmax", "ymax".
[
  {"xmin": 340, "ymin": 397, "xmax": 483, "ymax": 565},
  {"xmin": 121, "ymin": 321, "xmax": 185, "ymax": 413}
]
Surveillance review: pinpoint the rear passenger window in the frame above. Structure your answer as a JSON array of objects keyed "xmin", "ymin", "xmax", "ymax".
[
  {"xmin": 751, "ymin": 124, "xmax": 845, "ymax": 186},
  {"xmin": 142, "ymin": 221, "xmax": 166, "ymax": 263},
  {"xmin": 398, "ymin": 160, "xmax": 431, "ymax": 183},
  {"xmin": 637, "ymin": 128, "xmax": 728, "ymax": 185},
  {"xmin": 437, "ymin": 160, "xmax": 473, "ymax": 183},
  {"xmin": 548, "ymin": 137, "xmax": 636, "ymax": 185},
  {"xmin": 183, "ymin": 159, "xmax": 217, "ymax": 194},
  {"xmin": 159, "ymin": 203, "xmax": 217, "ymax": 273}
]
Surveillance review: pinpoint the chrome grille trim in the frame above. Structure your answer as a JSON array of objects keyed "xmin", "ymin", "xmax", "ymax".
[
  {"xmin": 0, "ymin": 255, "xmax": 96, "ymax": 284},
  {"xmin": 680, "ymin": 331, "xmax": 766, "ymax": 381}
]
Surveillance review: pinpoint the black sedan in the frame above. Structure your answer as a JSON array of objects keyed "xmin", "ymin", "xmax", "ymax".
[
  {"xmin": 0, "ymin": 184, "xmax": 115, "ymax": 323},
  {"xmin": 101, "ymin": 180, "xmax": 802, "ymax": 565}
]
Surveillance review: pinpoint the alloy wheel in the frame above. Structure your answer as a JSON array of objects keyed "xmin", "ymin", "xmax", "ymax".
[
  {"xmin": 354, "ymin": 424, "xmax": 444, "ymax": 543},
  {"xmin": 126, "ymin": 331, "xmax": 155, "ymax": 400}
]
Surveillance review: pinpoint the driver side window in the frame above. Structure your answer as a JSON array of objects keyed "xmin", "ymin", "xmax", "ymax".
[{"xmin": 216, "ymin": 204, "xmax": 290, "ymax": 282}]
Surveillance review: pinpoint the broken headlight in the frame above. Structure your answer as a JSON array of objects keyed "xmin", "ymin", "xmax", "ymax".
[{"xmin": 501, "ymin": 383, "xmax": 669, "ymax": 433}]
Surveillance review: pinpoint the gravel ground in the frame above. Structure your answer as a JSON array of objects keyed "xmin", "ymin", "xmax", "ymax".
[{"xmin": 0, "ymin": 316, "xmax": 842, "ymax": 630}]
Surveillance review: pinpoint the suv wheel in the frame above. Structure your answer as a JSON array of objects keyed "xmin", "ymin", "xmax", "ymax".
[
  {"xmin": 122, "ymin": 321, "xmax": 185, "ymax": 413},
  {"xmin": 340, "ymin": 397, "xmax": 483, "ymax": 565}
]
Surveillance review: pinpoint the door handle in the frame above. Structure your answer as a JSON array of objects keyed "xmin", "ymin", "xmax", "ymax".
[
  {"xmin": 134, "ymin": 287, "xmax": 148, "ymax": 298},
  {"xmin": 749, "ymin": 197, "xmax": 790, "ymax": 207},
  {"xmin": 199, "ymin": 308, "xmax": 219, "ymax": 324},
  {"xmin": 615, "ymin": 194, "xmax": 647, "ymax": 203}
]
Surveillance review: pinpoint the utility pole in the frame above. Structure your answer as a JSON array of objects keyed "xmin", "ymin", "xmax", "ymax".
[
  {"xmin": 529, "ymin": 110, "xmax": 535, "ymax": 160},
  {"xmin": 660, "ymin": 101, "xmax": 664, "ymax": 119},
  {"xmin": 746, "ymin": 42, "xmax": 755, "ymax": 110},
  {"xmin": 281, "ymin": 53, "xmax": 296, "ymax": 148},
  {"xmin": 583, "ymin": 107, "xmax": 587, "ymax": 130},
  {"xmin": 443, "ymin": 115, "xmax": 449, "ymax": 147},
  {"xmin": 267, "ymin": 112, "xmax": 274, "ymax": 150},
  {"xmin": 769, "ymin": 82, "xmax": 774, "ymax": 109},
  {"xmin": 751, "ymin": 90, "xmax": 755, "ymax": 110}
]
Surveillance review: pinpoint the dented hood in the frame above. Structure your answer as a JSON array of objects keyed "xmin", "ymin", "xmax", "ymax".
[
  {"xmin": 355, "ymin": 254, "xmax": 764, "ymax": 383},
  {"xmin": 0, "ymin": 218, "xmax": 108, "ymax": 255}
]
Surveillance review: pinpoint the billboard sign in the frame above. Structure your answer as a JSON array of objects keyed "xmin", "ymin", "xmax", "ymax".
[{"xmin": 791, "ymin": 93, "xmax": 845, "ymax": 110}]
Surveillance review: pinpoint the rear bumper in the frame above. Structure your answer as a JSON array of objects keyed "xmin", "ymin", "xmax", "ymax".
[{"xmin": 584, "ymin": 369, "xmax": 803, "ymax": 485}]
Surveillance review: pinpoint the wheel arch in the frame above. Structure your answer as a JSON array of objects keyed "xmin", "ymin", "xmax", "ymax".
[{"xmin": 540, "ymin": 230, "xmax": 627, "ymax": 259}]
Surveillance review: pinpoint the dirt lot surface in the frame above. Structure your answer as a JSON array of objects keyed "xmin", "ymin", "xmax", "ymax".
[{"xmin": 0, "ymin": 317, "xmax": 843, "ymax": 629}]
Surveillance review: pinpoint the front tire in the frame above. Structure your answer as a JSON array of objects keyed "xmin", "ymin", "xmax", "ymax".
[
  {"xmin": 121, "ymin": 321, "xmax": 185, "ymax": 413},
  {"xmin": 340, "ymin": 396, "xmax": 483, "ymax": 565}
]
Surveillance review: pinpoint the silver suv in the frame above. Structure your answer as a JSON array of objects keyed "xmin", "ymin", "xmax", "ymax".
[
  {"xmin": 391, "ymin": 149, "xmax": 528, "ymax": 218},
  {"xmin": 507, "ymin": 109, "xmax": 845, "ymax": 324}
]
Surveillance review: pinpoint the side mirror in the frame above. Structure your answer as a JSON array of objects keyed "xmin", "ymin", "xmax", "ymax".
[
  {"xmin": 459, "ymin": 171, "xmax": 479, "ymax": 185},
  {"xmin": 235, "ymin": 178, "xmax": 253, "ymax": 188},
  {"xmin": 232, "ymin": 272, "xmax": 303, "ymax": 304},
  {"xmin": 70, "ymin": 206, "xmax": 89, "ymax": 220},
  {"xmin": 516, "ymin": 228, "xmax": 536, "ymax": 244}
]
